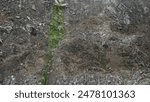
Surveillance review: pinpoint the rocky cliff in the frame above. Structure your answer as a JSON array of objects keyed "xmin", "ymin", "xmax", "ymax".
[
  {"xmin": 0, "ymin": 0, "xmax": 150, "ymax": 85},
  {"xmin": 0, "ymin": 0, "xmax": 51, "ymax": 84},
  {"xmin": 49, "ymin": 0, "xmax": 150, "ymax": 85}
]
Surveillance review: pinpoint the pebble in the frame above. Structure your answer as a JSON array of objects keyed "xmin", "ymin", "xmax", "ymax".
[
  {"xmin": 32, "ymin": 4, "xmax": 36, "ymax": 10},
  {"xmin": 16, "ymin": 16, "xmax": 21, "ymax": 19},
  {"xmin": 27, "ymin": 16, "xmax": 31, "ymax": 20},
  {"xmin": 11, "ymin": 75, "xmax": 15, "ymax": 81}
]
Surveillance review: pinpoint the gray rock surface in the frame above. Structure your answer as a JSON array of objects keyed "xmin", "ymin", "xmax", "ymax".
[
  {"xmin": 49, "ymin": 0, "xmax": 150, "ymax": 85},
  {"xmin": 0, "ymin": 0, "xmax": 150, "ymax": 85},
  {"xmin": 0, "ymin": 0, "xmax": 51, "ymax": 84}
]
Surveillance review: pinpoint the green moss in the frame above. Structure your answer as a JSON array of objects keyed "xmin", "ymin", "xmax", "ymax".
[{"xmin": 41, "ymin": 2, "xmax": 65, "ymax": 85}]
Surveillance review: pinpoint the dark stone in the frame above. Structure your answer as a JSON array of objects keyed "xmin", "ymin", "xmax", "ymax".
[{"xmin": 30, "ymin": 27, "xmax": 37, "ymax": 36}]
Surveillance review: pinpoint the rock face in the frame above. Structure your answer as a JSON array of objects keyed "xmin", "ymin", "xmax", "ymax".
[
  {"xmin": 0, "ymin": 0, "xmax": 51, "ymax": 84},
  {"xmin": 1, "ymin": 0, "xmax": 150, "ymax": 85},
  {"xmin": 49, "ymin": 0, "xmax": 150, "ymax": 85}
]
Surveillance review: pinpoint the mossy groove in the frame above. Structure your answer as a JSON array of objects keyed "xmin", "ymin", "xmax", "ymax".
[{"xmin": 41, "ymin": 2, "xmax": 65, "ymax": 85}]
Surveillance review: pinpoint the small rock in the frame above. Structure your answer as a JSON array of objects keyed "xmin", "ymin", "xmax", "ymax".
[
  {"xmin": 32, "ymin": 4, "xmax": 36, "ymax": 10},
  {"xmin": 16, "ymin": 16, "xmax": 21, "ymax": 19},
  {"xmin": 18, "ymin": 4, "xmax": 22, "ymax": 8},
  {"xmin": 54, "ymin": 0, "xmax": 68, "ymax": 7},
  {"xmin": 11, "ymin": 75, "xmax": 15, "ymax": 81},
  {"xmin": 27, "ymin": 16, "xmax": 31, "ymax": 20},
  {"xmin": 20, "ymin": 63, "xmax": 23, "ymax": 66}
]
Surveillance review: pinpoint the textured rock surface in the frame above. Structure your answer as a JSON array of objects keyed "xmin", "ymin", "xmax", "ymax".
[
  {"xmin": 49, "ymin": 0, "xmax": 150, "ymax": 85},
  {"xmin": 1, "ymin": 0, "xmax": 150, "ymax": 85},
  {"xmin": 0, "ymin": 0, "xmax": 51, "ymax": 84}
]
